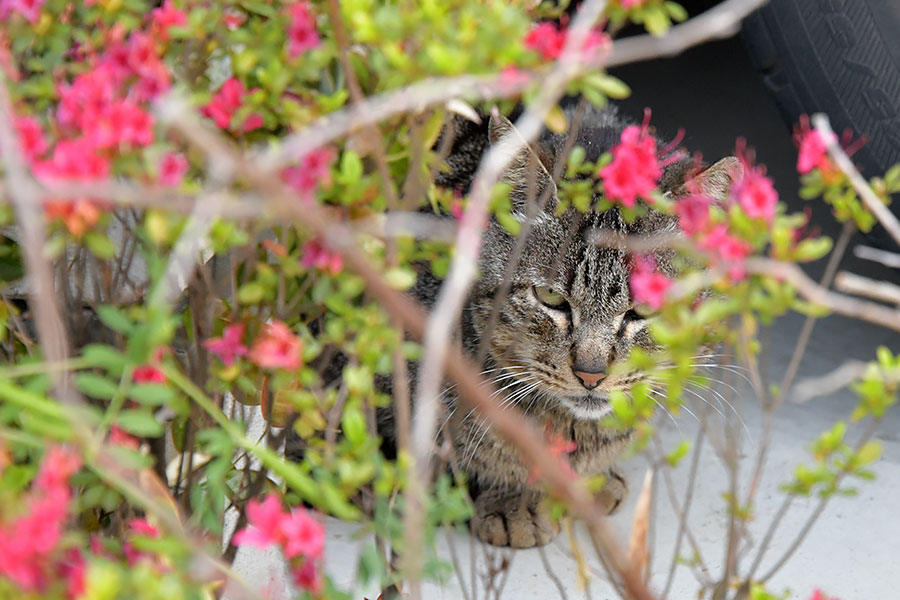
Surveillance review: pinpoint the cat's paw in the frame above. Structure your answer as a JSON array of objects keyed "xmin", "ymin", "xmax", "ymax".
[
  {"xmin": 596, "ymin": 468, "xmax": 628, "ymax": 515},
  {"xmin": 473, "ymin": 502, "xmax": 559, "ymax": 548}
]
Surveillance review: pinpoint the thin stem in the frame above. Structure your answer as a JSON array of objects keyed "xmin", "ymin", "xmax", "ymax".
[
  {"xmin": 661, "ymin": 424, "xmax": 707, "ymax": 597},
  {"xmin": 779, "ymin": 221, "xmax": 855, "ymax": 395}
]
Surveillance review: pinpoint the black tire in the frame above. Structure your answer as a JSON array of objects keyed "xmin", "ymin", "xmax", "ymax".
[{"xmin": 740, "ymin": 0, "xmax": 900, "ymax": 246}]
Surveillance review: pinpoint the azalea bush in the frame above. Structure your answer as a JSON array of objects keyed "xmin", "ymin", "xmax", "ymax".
[{"xmin": 0, "ymin": 1, "xmax": 897, "ymax": 599}]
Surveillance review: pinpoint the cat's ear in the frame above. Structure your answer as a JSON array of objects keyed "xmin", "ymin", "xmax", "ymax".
[
  {"xmin": 488, "ymin": 113, "xmax": 557, "ymax": 199},
  {"xmin": 691, "ymin": 156, "xmax": 743, "ymax": 201}
]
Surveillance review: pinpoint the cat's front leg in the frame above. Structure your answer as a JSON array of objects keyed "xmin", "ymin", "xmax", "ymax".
[{"xmin": 472, "ymin": 486, "xmax": 559, "ymax": 548}]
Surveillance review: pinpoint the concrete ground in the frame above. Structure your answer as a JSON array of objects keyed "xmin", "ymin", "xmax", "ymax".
[{"xmin": 228, "ymin": 32, "xmax": 900, "ymax": 600}]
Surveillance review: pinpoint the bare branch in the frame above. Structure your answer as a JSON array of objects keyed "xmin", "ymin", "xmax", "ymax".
[
  {"xmin": 854, "ymin": 244, "xmax": 900, "ymax": 269},
  {"xmin": 812, "ymin": 113, "xmax": 900, "ymax": 248},
  {"xmin": 834, "ymin": 270, "xmax": 900, "ymax": 306},
  {"xmin": 606, "ymin": 0, "xmax": 769, "ymax": 67}
]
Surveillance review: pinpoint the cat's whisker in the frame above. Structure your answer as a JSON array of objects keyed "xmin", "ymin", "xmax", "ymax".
[
  {"xmin": 462, "ymin": 380, "xmax": 542, "ymax": 471},
  {"xmin": 686, "ymin": 379, "xmax": 754, "ymax": 445},
  {"xmin": 680, "ymin": 385, "xmax": 727, "ymax": 421}
]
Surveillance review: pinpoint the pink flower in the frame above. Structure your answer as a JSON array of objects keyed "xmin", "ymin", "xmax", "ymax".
[
  {"xmin": 204, "ymin": 324, "xmax": 249, "ymax": 367},
  {"xmin": 0, "ymin": 446, "xmax": 78, "ymax": 592},
  {"xmin": 60, "ymin": 548, "xmax": 86, "ymax": 600},
  {"xmin": 234, "ymin": 495, "xmax": 285, "ymax": 549},
  {"xmin": 109, "ymin": 425, "xmax": 140, "ymax": 450},
  {"xmin": 498, "ymin": 66, "xmax": 531, "ymax": 94},
  {"xmin": 733, "ymin": 167, "xmax": 778, "ymax": 221},
  {"xmin": 301, "ymin": 239, "xmax": 343, "ymax": 275},
  {"xmin": 123, "ymin": 518, "xmax": 161, "ymax": 566},
  {"xmin": 524, "ymin": 22, "xmax": 609, "ymax": 62},
  {"xmin": 151, "ymin": 0, "xmax": 187, "ymax": 38},
  {"xmin": 234, "ymin": 494, "xmax": 326, "ymax": 584},
  {"xmin": 250, "ymin": 321, "xmax": 303, "ymax": 371},
  {"xmin": 280, "ymin": 510, "xmax": 325, "ymax": 560},
  {"xmin": 57, "ymin": 65, "xmax": 118, "ymax": 131},
  {"xmin": 34, "ymin": 446, "xmax": 81, "ymax": 494},
  {"xmin": 203, "ymin": 77, "xmax": 246, "ymax": 129},
  {"xmin": 292, "ymin": 561, "xmax": 322, "ymax": 593},
  {"xmin": 282, "ymin": 147, "xmax": 335, "ymax": 200},
  {"xmin": 223, "ymin": 10, "xmax": 246, "ymax": 30},
  {"xmin": 629, "ymin": 256, "xmax": 671, "ymax": 311},
  {"xmin": 133, "ymin": 364, "xmax": 165, "ymax": 383},
  {"xmin": 203, "ymin": 77, "xmax": 260, "ymax": 132},
  {"xmin": 3, "ymin": 0, "xmax": 44, "ymax": 23},
  {"xmin": 14, "ymin": 116, "xmax": 48, "ymax": 163},
  {"xmin": 796, "ymin": 128, "xmax": 835, "ymax": 175},
  {"xmin": 242, "ymin": 112, "xmax": 265, "ymax": 132},
  {"xmin": 674, "ymin": 194, "xmax": 711, "ymax": 236},
  {"xmin": 524, "ymin": 22, "xmax": 565, "ymax": 60},
  {"xmin": 89, "ymin": 100, "xmax": 155, "ymax": 149},
  {"xmin": 287, "ymin": 2, "xmax": 321, "ymax": 58},
  {"xmin": 34, "ymin": 139, "xmax": 109, "ymax": 236},
  {"xmin": 621, "ymin": 0, "xmax": 648, "ymax": 8},
  {"xmin": 600, "ymin": 124, "xmax": 661, "ymax": 207},
  {"xmin": 699, "ymin": 224, "xmax": 752, "ymax": 280},
  {"xmin": 159, "ymin": 152, "xmax": 188, "ymax": 186}
]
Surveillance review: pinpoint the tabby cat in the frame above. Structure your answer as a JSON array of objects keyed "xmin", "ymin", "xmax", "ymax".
[{"xmin": 409, "ymin": 104, "xmax": 737, "ymax": 548}]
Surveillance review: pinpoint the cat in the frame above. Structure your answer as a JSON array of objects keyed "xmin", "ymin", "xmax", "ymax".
[{"xmin": 405, "ymin": 103, "xmax": 738, "ymax": 548}]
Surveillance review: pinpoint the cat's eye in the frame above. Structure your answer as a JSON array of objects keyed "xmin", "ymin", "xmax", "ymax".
[{"xmin": 533, "ymin": 285, "xmax": 568, "ymax": 309}]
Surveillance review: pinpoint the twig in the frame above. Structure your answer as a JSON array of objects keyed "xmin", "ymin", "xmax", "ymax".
[
  {"xmin": 605, "ymin": 0, "xmax": 769, "ymax": 67},
  {"xmin": 790, "ymin": 360, "xmax": 900, "ymax": 404},
  {"xmin": 853, "ymin": 244, "xmax": 900, "ymax": 269},
  {"xmin": 779, "ymin": 221, "xmax": 855, "ymax": 394},
  {"xmin": 661, "ymin": 426, "xmax": 707, "ymax": 597},
  {"xmin": 758, "ymin": 420, "xmax": 879, "ymax": 582},
  {"xmin": 538, "ymin": 544, "xmax": 570, "ymax": 600},
  {"xmin": 834, "ymin": 270, "xmax": 900, "ymax": 306},
  {"xmin": 0, "ymin": 76, "xmax": 74, "ymax": 405},
  {"xmin": 812, "ymin": 113, "xmax": 900, "ymax": 248}
]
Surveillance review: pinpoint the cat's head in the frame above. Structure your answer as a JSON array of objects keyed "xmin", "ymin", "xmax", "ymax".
[{"xmin": 468, "ymin": 107, "xmax": 738, "ymax": 420}]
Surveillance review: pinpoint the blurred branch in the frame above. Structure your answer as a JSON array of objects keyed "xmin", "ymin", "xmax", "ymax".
[
  {"xmin": 812, "ymin": 113, "xmax": 900, "ymax": 248},
  {"xmin": 0, "ymin": 76, "xmax": 74, "ymax": 404},
  {"xmin": 854, "ymin": 244, "xmax": 900, "ymax": 269},
  {"xmin": 606, "ymin": 0, "xmax": 769, "ymax": 67},
  {"xmin": 834, "ymin": 270, "xmax": 900, "ymax": 306}
]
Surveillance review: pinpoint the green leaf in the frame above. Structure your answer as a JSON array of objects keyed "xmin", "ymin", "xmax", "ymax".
[
  {"xmin": 75, "ymin": 373, "xmax": 119, "ymax": 400},
  {"xmin": 384, "ymin": 266, "xmax": 416, "ymax": 290},
  {"xmin": 84, "ymin": 232, "xmax": 116, "ymax": 259},
  {"xmin": 116, "ymin": 409, "xmax": 163, "ymax": 437},
  {"xmin": 238, "ymin": 282, "xmax": 266, "ymax": 304},
  {"xmin": 340, "ymin": 150, "xmax": 363, "ymax": 182},
  {"xmin": 96, "ymin": 305, "xmax": 134, "ymax": 335},
  {"xmin": 584, "ymin": 73, "xmax": 631, "ymax": 99},
  {"xmin": 793, "ymin": 236, "xmax": 833, "ymax": 262},
  {"xmin": 856, "ymin": 440, "xmax": 882, "ymax": 466},
  {"xmin": 83, "ymin": 344, "xmax": 130, "ymax": 375},
  {"xmin": 129, "ymin": 383, "xmax": 176, "ymax": 406},
  {"xmin": 664, "ymin": 1, "xmax": 688, "ymax": 22},
  {"xmin": 342, "ymin": 406, "xmax": 368, "ymax": 446}
]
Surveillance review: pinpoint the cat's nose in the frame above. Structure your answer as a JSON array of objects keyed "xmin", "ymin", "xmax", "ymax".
[{"xmin": 574, "ymin": 369, "xmax": 606, "ymax": 390}]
